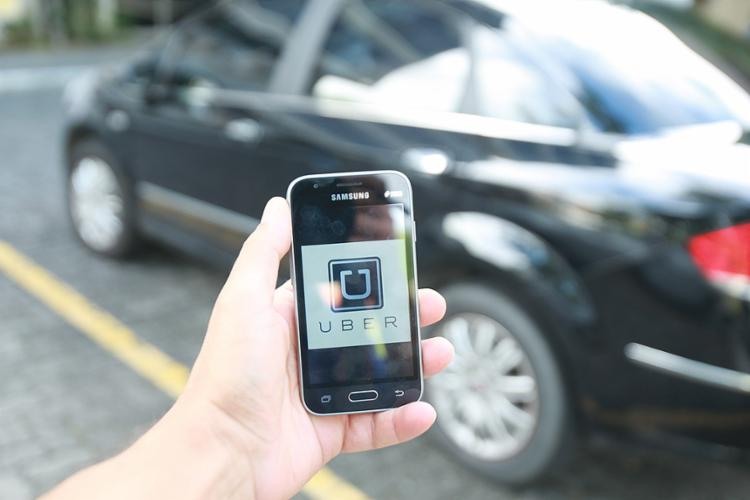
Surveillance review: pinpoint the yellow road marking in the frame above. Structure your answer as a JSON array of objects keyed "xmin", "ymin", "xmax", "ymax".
[
  {"xmin": 303, "ymin": 468, "xmax": 369, "ymax": 500},
  {"xmin": 0, "ymin": 242, "xmax": 188, "ymax": 398},
  {"xmin": 0, "ymin": 241, "xmax": 368, "ymax": 500}
]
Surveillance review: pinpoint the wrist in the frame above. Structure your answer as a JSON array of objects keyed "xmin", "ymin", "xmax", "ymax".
[{"xmin": 118, "ymin": 396, "xmax": 258, "ymax": 500}]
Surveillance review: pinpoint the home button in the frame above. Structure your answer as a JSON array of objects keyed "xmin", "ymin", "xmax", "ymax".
[{"xmin": 348, "ymin": 390, "xmax": 379, "ymax": 403}]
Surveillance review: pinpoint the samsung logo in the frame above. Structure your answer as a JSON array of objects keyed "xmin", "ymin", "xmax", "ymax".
[{"xmin": 331, "ymin": 192, "xmax": 369, "ymax": 201}]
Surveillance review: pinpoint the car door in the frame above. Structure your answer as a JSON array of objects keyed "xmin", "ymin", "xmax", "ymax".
[{"xmin": 129, "ymin": 0, "xmax": 308, "ymax": 242}]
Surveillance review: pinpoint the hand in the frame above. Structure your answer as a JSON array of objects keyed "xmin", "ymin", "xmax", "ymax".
[
  {"xmin": 44, "ymin": 197, "xmax": 452, "ymax": 500},
  {"xmin": 182, "ymin": 197, "xmax": 453, "ymax": 498}
]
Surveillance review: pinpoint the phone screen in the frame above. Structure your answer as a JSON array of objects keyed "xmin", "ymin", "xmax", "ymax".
[{"xmin": 289, "ymin": 172, "xmax": 420, "ymax": 413}]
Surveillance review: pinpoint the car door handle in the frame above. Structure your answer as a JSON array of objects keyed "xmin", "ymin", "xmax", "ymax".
[{"xmin": 225, "ymin": 118, "xmax": 264, "ymax": 144}]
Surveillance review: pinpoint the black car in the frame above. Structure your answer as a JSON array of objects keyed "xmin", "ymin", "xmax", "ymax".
[{"xmin": 62, "ymin": 0, "xmax": 750, "ymax": 484}]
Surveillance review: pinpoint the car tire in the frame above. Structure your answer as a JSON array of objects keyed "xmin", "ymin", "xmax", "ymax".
[
  {"xmin": 424, "ymin": 282, "xmax": 574, "ymax": 484},
  {"xmin": 66, "ymin": 138, "xmax": 139, "ymax": 258}
]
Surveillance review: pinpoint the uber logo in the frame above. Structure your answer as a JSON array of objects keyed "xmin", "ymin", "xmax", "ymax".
[{"xmin": 329, "ymin": 257, "xmax": 383, "ymax": 312}]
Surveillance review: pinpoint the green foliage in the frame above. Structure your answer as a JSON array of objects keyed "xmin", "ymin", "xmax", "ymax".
[
  {"xmin": 1, "ymin": 0, "xmax": 134, "ymax": 48},
  {"xmin": 2, "ymin": 18, "xmax": 36, "ymax": 48}
]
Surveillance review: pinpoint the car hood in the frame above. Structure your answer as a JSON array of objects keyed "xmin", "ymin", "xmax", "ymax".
[
  {"xmin": 457, "ymin": 123, "xmax": 750, "ymax": 225},
  {"xmin": 62, "ymin": 68, "xmax": 104, "ymax": 118},
  {"xmin": 614, "ymin": 122, "xmax": 750, "ymax": 201}
]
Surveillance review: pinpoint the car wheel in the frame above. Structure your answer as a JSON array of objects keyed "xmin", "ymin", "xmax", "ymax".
[
  {"xmin": 67, "ymin": 138, "xmax": 138, "ymax": 258},
  {"xmin": 424, "ymin": 283, "xmax": 573, "ymax": 484}
]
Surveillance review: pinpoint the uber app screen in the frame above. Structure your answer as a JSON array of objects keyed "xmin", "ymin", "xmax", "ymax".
[
  {"xmin": 302, "ymin": 237, "xmax": 410, "ymax": 350},
  {"xmin": 297, "ymin": 203, "xmax": 415, "ymax": 386}
]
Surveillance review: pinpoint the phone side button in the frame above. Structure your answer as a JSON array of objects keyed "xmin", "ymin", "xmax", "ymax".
[{"xmin": 347, "ymin": 390, "xmax": 379, "ymax": 402}]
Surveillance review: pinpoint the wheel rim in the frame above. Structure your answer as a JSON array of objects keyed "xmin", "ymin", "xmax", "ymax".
[
  {"xmin": 69, "ymin": 156, "xmax": 125, "ymax": 251},
  {"xmin": 428, "ymin": 313, "xmax": 539, "ymax": 461}
]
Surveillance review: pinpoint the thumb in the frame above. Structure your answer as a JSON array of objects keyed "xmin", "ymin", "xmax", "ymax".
[{"xmin": 224, "ymin": 197, "xmax": 291, "ymax": 309}]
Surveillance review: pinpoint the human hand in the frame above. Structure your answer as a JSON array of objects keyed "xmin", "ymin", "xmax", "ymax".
[
  {"xmin": 179, "ymin": 197, "xmax": 453, "ymax": 498},
  {"xmin": 44, "ymin": 197, "xmax": 452, "ymax": 500}
]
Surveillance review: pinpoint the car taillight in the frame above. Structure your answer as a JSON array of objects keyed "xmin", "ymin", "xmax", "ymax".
[{"xmin": 688, "ymin": 222, "xmax": 750, "ymax": 299}]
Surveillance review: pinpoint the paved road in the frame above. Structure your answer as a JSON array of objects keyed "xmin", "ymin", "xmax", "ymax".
[{"xmin": 1, "ymin": 45, "xmax": 749, "ymax": 499}]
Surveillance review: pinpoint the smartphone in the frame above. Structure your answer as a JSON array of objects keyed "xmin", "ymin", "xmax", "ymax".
[{"xmin": 287, "ymin": 171, "xmax": 422, "ymax": 415}]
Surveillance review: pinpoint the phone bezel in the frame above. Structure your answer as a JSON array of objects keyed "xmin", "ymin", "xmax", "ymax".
[{"xmin": 286, "ymin": 170, "xmax": 423, "ymax": 415}]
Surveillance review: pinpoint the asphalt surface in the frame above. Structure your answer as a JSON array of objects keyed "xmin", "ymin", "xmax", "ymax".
[{"xmin": 2, "ymin": 43, "xmax": 750, "ymax": 499}]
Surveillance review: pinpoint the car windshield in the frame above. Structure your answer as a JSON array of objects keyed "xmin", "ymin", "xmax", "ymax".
[
  {"xmin": 479, "ymin": 3, "xmax": 750, "ymax": 135},
  {"xmin": 313, "ymin": 1, "xmax": 750, "ymax": 136}
]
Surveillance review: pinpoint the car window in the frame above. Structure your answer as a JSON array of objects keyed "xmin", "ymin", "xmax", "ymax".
[
  {"xmin": 310, "ymin": 1, "xmax": 463, "ymax": 109},
  {"xmin": 166, "ymin": 0, "xmax": 305, "ymax": 92},
  {"xmin": 318, "ymin": 0, "xmax": 461, "ymax": 85},
  {"xmin": 309, "ymin": 0, "xmax": 583, "ymax": 129}
]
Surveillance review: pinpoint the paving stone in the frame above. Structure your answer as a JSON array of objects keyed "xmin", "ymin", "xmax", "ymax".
[{"xmin": 0, "ymin": 472, "xmax": 34, "ymax": 500}]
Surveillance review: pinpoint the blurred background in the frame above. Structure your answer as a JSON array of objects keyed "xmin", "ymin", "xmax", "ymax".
[{"xmin": 1, "ymin": 0, "xmax": 750, "ymax": 498}]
